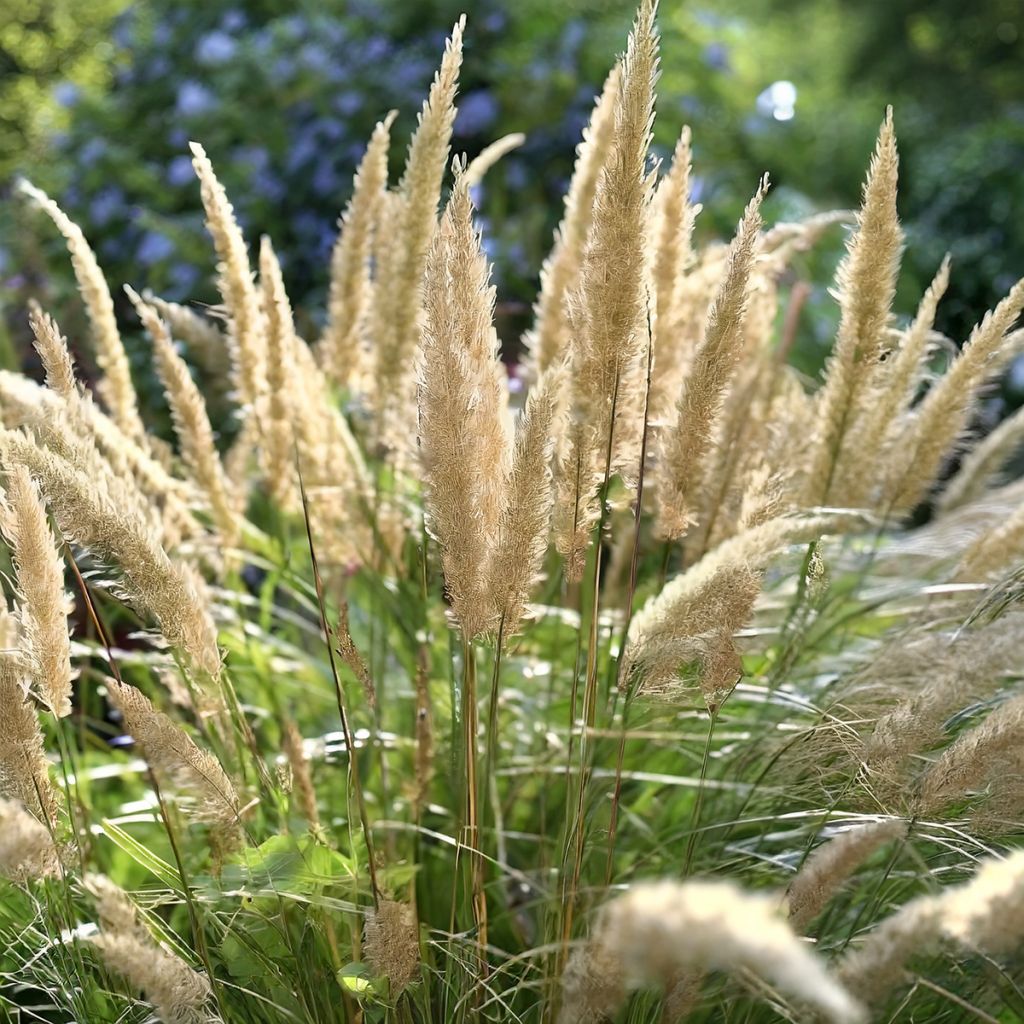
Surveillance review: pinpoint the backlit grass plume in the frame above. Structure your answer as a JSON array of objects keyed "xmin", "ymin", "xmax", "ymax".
[
  {"xmin": 17, "ymin": 181, "xmax": 145, "ymax": 442},
  {"xmin": 0, "ymin": 463, "xmax": 74, "ymax": 718}
]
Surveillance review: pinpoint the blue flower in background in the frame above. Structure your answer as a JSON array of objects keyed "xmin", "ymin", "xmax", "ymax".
[
  {"xmin": 89, "ymin": 188, "xmax": 125, "ymax": 228},
  {"xmin": 196, "ymin": 31, "xmax": 238, "ymax": 66},
  {"xmin": 167, "ymin": 155, "xmax": 196, "ymax": 187},
  {"xmin": 79, "ymin": 138, "xmax": 107, "ymax": 168},
  {"xmin": 177, "ymin": 82, "xmax": 216, "ymax": 118},
  {"xmin": 53, "ymin": 82, "xmax": 80, "ymax": 109},
  {"xmin": 220, "ymin": 10, "xmax": 247, "ymax": 33},
  {"xmin": 137, "ymin": 231, "xmax": 176, "ymax": 266},
  {"xmin": 454, "ymin": 91, "xmax": 499, "ymax": 137}
]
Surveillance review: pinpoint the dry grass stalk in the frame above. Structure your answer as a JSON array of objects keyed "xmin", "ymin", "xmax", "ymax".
[
  {"xmin": 956, "ymin": 499, "xmax": 1024, "ymax": 581},
  {"xmin": 0, "ymin": 796, "xmax": 59, "ymax": 881},
  {"xmin": 27, "ymin": 307, "xmax": 199, "ymax": 553},
  {"xmin": 126, "ymin": 287, "xmax": 238, "ymax": 545},
  {"xmin": 417, "ymin": 172, "xmax": 509, "ymax": 638},
  {"xmin": 916, "ymin": 692, "xmax": 1024, "ymax": 816},
  {"xmin": 840, "ymin": 850, "xmax": 1024, "ymax": 1004},
  {"xmin": 834, "ymin": 256, "xmax": 951, "ymax": 508},
  {"xmin": 804, "ymin": 110, "xmax": 902, "ymax": 504},
  {"xmin": 371, "ymin": 17, "xmax": 464, "ymax": 455},
  {"xmin": 318, "ymin": 112, "xmax": 395, "ymax": 388},
  {"xmin": 280, "ymin": 718, "xmax": 320, "ymax": 831},
  {"xmin": 858, "ymin": 618, "xmax": 1023, "ymax": 799},
  {"xmin": 258, "ymin": 236, "xmax": 301, "ymax": 509},
  {"xmin": 27, "ymin": 302, "xmax": 77, "ymax": 399},
  {"xmin": 17, "ymin": 181, "xmax": 144, "ymax": 441},
  {"xmin": 490, "ymin": 365, "xmax": 566, "ymax": 638},
  {"xmin": 107, "ymin": 680, "xmax": 241, "ymax": 856},
  {"xmin": 463, "ymin": 132, "xmax": 525, "ymax": 187},
  {"xmin": 572, "ymin": 0, "xmax": 657, "ymax": 452},
  {"xmin": 335, "ymin": 602, "xmax": 375, "ymax": 709},
  {"xmin": 560, "ymin": 880, "xmax": 864, "ymax": 1024},
  {"xmin": 0, "ymin": 645, "xmax": 59, "ymax": 826},
  {"xmin": 0, "ymin": 464, "xmax": 74, "ymax": 718},
  {"xmin": 190, "ymin": 142, "xmax": 266, "ymax": 411},
  {"xmin": 412, "ymin": 647, "xmax": 434, "ymax": 809},
  {"xmin": 648, "ymin": 124, "xmax": 700, "ymax": 423},
  {"xmin": 625, "ymin": 515, "xmax": 838, "ymax": 701},
  {"xmin": 884, "ymin": 276, "xmax": 1024, "ymax": 513},
  {"xmin": 940, "ymin": 401, "xmax": 1024, "ymax": 513},
  {"xmin": 20, "ymin": 317, "xmax": 196, "ymax": 546},
  {"xmin": 786, "ymin": 819, "xmax": 907, "ymax": 932},
  {"xmin": 554, "ymin": 1, "xmax": 658, "ymax": 577},
  {"xmin": 363, "ymin": 898, "xmax": 421, "ymax": 994},
  {"xmin": 85, "ymin": 874, "xmax": 219, "ymax": 1024},
  {"xmin": 0, "ymin": 430, "xmax": 221, "ymax": 676},
  {"xmin": 144, "ymin": 294, "xmax": 231, "ymax": 381},
  {"xmin": 654, "ymin": 178, "xmax": 767, "ymax": 539},
  {"xmin": 525, "ymin": 63, "xmax": 621, "ymax": 377}
]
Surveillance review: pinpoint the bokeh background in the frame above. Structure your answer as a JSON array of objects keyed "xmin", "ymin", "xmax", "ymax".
[{"xmin": 0, "ymin": 0, "xmax": 1021, "ymax": 412}]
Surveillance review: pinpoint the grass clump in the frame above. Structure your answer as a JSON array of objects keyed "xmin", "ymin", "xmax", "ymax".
[{"xmin": 2, "ymin": 3, "xmax": 1024, "ymax": 1022}]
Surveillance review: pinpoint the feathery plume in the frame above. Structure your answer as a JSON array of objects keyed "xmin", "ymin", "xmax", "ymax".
[
  {"xmin": 0, "ymin": 464, "xmax": 74, "ymax": 717},
  {"xmin": 318, "ymin": 112, "xmax": 395, "ymax": 388},
  {"xmin": 654, "ymin": 178, "xmax": 767, "ymax": 539},
  {"xmin": 371, "ymin": 18, "xmax": 464, "ymax": 449},
  {"xmin": 526, "ymin": 63, "xmax": 621, "ymax": 377},
  {"xmin": 570, "ymin": 0, "xmax": 657, "ymax": 446},
  {"xmin": 190, "ymin": 142, "xmax": 266, "ymax": 410},
  {"xmin": 126, "ymin": 287, "xmax": 238, "ymax": 545},
  {"xmin": 804, "ymin": 110, "xmax": 902, "ymax": 504},
  {"xmin": 916, "ymin": 692, "xmax": 1024, "ymax": 816},
  {"xmin": 107, "ymin": 680, "xmax": 241, "ymax": 855},
  {"xmin": 786, "ymin": 820, "xmax": 907, "ymax": 932},
  {"xmin": 0, "ymin": 797, "xmax": 58, "ymax": 881},
  {"xmin": 364, "ymin": 898, "xmax": 421, "ymax": 994},
  {"xmin": 144, "ymin": 294, "xmax": 231, "ymax": 382},
  {"xmin": 840, "ymin": 850, "xmax": 1024, "ymax": 1005},
  {"xmin": 833, "ymin": 256, "xmax": 950, "ymax": 508},
  {"xmin": 17, "ymin": 180, "xmax": 144, "ymax": 440},
  {"xmin": 0, "ymin": 431, "xmax": 221, "ymax": 676},
  {"xmin": 463, "ymin": 132, "xmax": 526, "ymax": 188},
  {"xmin": 560, "ymin": 880, "xmax": 864, "ymax": 1024},
  {"xmin": 258, "ymin": 236, "xmax": 300, "ymax": 508},
  {"xmin": 885, "ymin": 276, "xmax": 1024, "ymax": 513},
  {"xmin": 85, "ymin": 874, "xmax": 219, "ymax": 1024},
  {"xmin": 28, "ymin": 303, "xmax": 77, "ymax": 399},
  {"xmin": 417, "ymin": 170, "xmax": 509, "ymax": 637},
  {"xmin": 940, "ymin": 400, "xmax": 1024, "ymax": 513},
  {"xmin": 624, "ymin": 515, "xmax": 838, "ymax": 701},
  {"xmin": 12, "ymin": 324, "xmax": 197, "ymax": 550},
  {"xmin": 554, "ymin": 1, "xmax": 658, "ymax": 575},
  {"xmin": 489, "ymin": 365, "xmax": 566, "ymax": 638},
  {"xmin": 648, "ymin": 124, "xmax": 700, "ymax": 422},
  {"xmin": 0, "ymin": 645, "xmax": 59, "ymax": 826},
  {"xmin": 956, "ymin": 498, "xmax": 1024, "ymax": 581}
]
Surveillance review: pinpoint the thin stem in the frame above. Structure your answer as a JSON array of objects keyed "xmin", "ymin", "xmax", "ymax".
[
  {"xmin": 683, "ymin": 705, "xmax": 720, "ymax": 876},
  {"xmin": 297, "ymin": 462, "xmax": 380, "ymax": 907},
  {"xmin": 461, "ymin": 635, "xmax": 487, "ymax": 976}
]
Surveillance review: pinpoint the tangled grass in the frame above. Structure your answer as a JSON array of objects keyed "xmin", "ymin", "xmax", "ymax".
[{"xmin": 2, "ymin": 3, "xmax": 1024, "ymax": 1022}]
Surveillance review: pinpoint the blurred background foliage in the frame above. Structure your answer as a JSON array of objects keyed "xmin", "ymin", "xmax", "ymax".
[{"xmin": 0, "ymin": 0, "xmax": 1021, "ymax": 405}]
